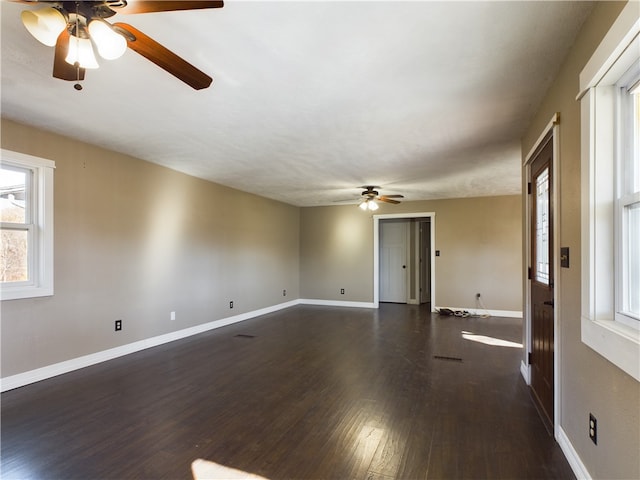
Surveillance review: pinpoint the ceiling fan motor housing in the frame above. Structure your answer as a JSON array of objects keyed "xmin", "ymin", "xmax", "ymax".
[{"xmin": 362, "ymin": 186, "xmax": 380, "ymax": 197}]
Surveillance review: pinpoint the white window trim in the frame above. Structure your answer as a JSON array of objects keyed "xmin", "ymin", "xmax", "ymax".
[
  {"xmin": 578, "ymin": 2, "xmax": 640, "ymax": 382},
  {"xmin": 1, "ymin": 149, "xmax": 55, "ymax": 301}
]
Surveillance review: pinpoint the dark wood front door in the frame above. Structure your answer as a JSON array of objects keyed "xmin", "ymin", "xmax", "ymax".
[{"xmin": 530, "ymin": 136, "xmax": 554, "ymax": 429}]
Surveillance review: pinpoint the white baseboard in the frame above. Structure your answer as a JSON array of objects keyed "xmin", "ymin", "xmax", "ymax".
[
  {"xmin": 435, "ymin": 306, "xmax": 523, "ymax": 318},
  {"xmin": 0, "ymin": 300, "xmax": 298, "ymax": 392},
  {"xmin": 557, "ymin": 426, "xmax": 591, "ymax": 480},
  {"xmin": 298, "ymin": 299, "xmax": 376, "ymax": 309},
  {"xmin": 520, "ymin": 360, "xmax": 531, "ymax": 385}
]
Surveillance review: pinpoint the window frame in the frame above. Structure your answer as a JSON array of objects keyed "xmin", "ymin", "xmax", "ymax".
[
  {"xmin": 578, "ymin": 2, "xmax": 640, "ymax": 382},
  {"xmin": 0, "ymin": 149, "xmax": 55, "ymax": 301}
]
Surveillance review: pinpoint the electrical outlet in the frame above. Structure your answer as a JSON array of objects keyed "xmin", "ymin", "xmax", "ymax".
[
  {"xmin": 229, "ymin": 301, "xmax": 234, "ymax": 309},
  {"xmin": 283, "ymin": 289, "xmax": 286, "ymax": 296},
  {"xmin": 340, "ymin": 288, "xmax": 345, "ymax": 295},
  {"xmin": 476, "ymin": 293, "xmax": 481, "ymax": 299},
  {"xmin": 589, "ymin": 413, "xmax": 597, "ymax": 445},
  {"xmin": 170, "ymin": 311, "xmax": 176, "ymax": 321},
  {"xmin": 115, "ymin": 320, "xmax": 122, "ymax": 331}
]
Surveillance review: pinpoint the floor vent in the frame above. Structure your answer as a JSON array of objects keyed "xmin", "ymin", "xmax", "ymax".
[
  {"xmin": 433, "ymin": 355, "xmax": 463, "ymax": 362},
  {"xmin": 234, "ymin": 334, "xmax": 256, "ymax": 339}
]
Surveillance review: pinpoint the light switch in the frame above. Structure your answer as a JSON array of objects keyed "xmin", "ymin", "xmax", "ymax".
[{"xmin": 560, "ymin": 247, "xmax": 569, "ymax": 268}]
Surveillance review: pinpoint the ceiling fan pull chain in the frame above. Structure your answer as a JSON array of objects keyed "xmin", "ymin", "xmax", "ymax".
[
  {"xmin": 73, "ymin": 2, "xmax": 82, "ymax": 90},
  {"xmin": 74, "ymin": 65, "xmax": 83, "ymax": 91}
]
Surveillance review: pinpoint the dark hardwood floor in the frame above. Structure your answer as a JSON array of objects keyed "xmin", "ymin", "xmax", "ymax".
[{"xmin": 1, "ymin": 304, "xmax": 575, "ymax": 479}]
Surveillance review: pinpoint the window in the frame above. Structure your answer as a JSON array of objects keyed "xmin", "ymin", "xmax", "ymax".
[
  {"xmin": 616, "ymin": 68, "xmax": 640, "ymax": 328},
  {"xmin": 0, "ymin": 150, "xmax": 55, "ymax": 301},
  {"xmin": 578, "ymin": 2, "xmax": 640, "ymax": 381}
]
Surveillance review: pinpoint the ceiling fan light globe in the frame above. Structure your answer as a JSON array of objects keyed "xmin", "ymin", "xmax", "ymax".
[
  {"xmin": 88, "ymin": 20, "xmax": 127, "ymax": 60},
  {"xmin": 368, "ymin": 200, "xmax": 379, "ymax": 211},
  {"xmin": 65, "ymin": 35, "xmax": 99, "ymax": 69},
  {"xmin": 358, "ymin": 201, "xmax": 369, "ymax": 211},
  {"xmin": 21, "ymin": 8, "xmax": 67, "ymax": 47}
]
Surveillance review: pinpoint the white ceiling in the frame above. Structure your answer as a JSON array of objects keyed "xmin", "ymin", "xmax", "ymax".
[{"xmin": 1, "ymin": 1, "xmax": 594, "ymax": 206}]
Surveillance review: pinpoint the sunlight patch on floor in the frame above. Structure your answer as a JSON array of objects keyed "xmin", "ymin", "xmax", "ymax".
[
  {"xmin": 461, "ymin": 331, "xmax": 522, "ymax": 348},
  {"xmin": 191, "ymin": 459, "xmax": 268, "ymax": 480}
]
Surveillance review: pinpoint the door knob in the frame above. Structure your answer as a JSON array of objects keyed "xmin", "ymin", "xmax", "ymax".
[{"xmin": 543, "ymin": 300, "xmax": 554, "ymax": 307}]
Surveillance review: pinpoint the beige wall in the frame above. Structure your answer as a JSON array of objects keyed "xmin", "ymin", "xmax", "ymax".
[
  {"xmin": 300, "ymin": 204, "xmax": 374, "ymax": 302},
  {"xmin": 301, "ymin": 195, "xmax": 522, "ymax": 312},
  {"xmin": 1, "ymin": 119, "xmax": 300, "ymax": 377},
  {"xmin": 521, "ymin": 2, "xmax": 639, "ymax": 479}
]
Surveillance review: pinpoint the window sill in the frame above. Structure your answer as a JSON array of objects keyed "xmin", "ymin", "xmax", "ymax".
[
  {"xmin": 581, "ymin": 315, "xmax": 640, "ymax": 381},
  {"xmin": 1, "ymin": 285, "xmax": 53, "ymax": 301}
]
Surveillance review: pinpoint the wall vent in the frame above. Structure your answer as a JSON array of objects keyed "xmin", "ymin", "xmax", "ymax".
[{"xmin": 433, "ymin": 355, "xmax": 463, "ymax": 362}]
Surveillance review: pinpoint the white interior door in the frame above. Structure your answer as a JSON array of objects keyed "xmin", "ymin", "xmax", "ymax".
[{"xmin": 380, "ymin": 220, "xmax": 408, "ymax": 303}]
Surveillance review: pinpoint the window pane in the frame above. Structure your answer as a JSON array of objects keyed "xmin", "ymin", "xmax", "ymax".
[
  {"xmin": 0, "ymin": 229, "xmax": 29, "ymax": 282},
  {"xmin": 536, "ymin": 167, "xmax": 550, "ymax": 284},
  {"xmin": 0, "ymin": 167, "xmax": 27, "ymax": 223},
  {"xmin": 633, "ymin": 93, "xmax": 639, "ymax": 193},
  {"xmin": 626, "ymin": 202, "xmax": 640, "ymax": 317}
]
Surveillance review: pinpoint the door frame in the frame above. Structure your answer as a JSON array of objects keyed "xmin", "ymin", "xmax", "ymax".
[
  {"xmin": 523, "ymin": 113, "xmax": 561, "ymax": 438},
  {"xmin": 373, "ymin": 212, "xmax": 436, "ymax": 309}
]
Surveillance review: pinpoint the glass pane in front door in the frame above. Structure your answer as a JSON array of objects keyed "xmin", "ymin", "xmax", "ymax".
[{"xmin": 536, "ymin": 167, "xmax": 550, "ymax": 285}]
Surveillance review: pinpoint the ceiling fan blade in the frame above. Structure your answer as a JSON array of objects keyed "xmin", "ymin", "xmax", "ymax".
[
  {"xmin": 378, "ymin": 197, "xmax": 401, "ymax": 205},
  {"xmin": 379, "ymin": 194, "xmax": 404, "ymax": 199},
  {"xmin": 53, "ymin": 29, "xmax": 86, "ymax": 81},
  {"xmin": 113, "ymin": 22, "xmax": 213, "ymax": 90},
  {"xmin": 114, "ymin": 1, "xmax": 223, "ymax": 15}
]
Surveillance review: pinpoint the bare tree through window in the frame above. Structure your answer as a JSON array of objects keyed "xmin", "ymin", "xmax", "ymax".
[{"xmin": 1, "ymin": 168, "xmax": 29, "ymax": 283}]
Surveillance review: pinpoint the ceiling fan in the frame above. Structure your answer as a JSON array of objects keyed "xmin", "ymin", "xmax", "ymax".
[
  {"xmin": 14, "ymin": 0, "xmax": 223, "ymax": 90},
  {"xmin": 358, "ymin": 186, "xmax": 404, "ymax": 211}
]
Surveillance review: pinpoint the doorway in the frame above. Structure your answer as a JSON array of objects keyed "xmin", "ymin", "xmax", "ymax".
[
  {"xmin": 374, "ymin": 213, "xmax": 435, "ymax": 308},
  {"xmin": 527, "ymin": 129, "xmax": 556, "ymax": 433},
  {"xmin": 419, "ymin": 219, "xmax": 431, "ymax": 304}
]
